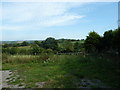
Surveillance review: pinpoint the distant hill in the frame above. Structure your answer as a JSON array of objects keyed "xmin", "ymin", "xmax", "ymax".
[
  {"xmin": 1, "ymin": 40, "xmax": 43, "ymax": 44},
  {"xmin": 1, "ymin": 39, "xmax": 84, "ymax": 45}
]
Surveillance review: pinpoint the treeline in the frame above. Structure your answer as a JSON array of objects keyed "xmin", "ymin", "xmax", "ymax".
[
  {"xmin": 2, "ymin": 38, "xmax": 84, "ymax": 55},
  {"xmin": 84, "ymin": 28, "xmax": 120, "ymax": 55},
  {"xmin": 2, "ymin": 28, "xmax": 120, "ymax": 55},
  {"xmin": 2, "ymin": 41, "xmax": 31, "ymax": 48}
]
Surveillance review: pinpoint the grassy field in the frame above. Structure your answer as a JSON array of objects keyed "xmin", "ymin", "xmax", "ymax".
[{"xmin": 2, "ymin": 54, "xmax": 120, "ymax": 88}]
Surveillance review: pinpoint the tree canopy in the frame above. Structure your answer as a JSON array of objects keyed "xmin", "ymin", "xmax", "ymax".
[
  {"xmin": 84, "ymin": 28, "xmax": 120, "ymax": 55},
  {"xmin": 84, "ymin": 31, "xmax": 101, "ymax": 52},
  {"xmin": 41, "ymin": 37, "xmax": 58, "ymax": 51}
]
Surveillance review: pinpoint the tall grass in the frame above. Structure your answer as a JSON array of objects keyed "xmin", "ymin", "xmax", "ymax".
[
  {"xmin": 2, "ymin": 53, "xmax": 120, "ymax": 88},
  {"xmin": 2, "ymin": 53, "xmax": 54, "ymax": 64}
]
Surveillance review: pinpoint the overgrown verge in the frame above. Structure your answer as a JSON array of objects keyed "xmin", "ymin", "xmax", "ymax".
[{"xmin": 2, "ymin": 54, "xmax": 120, "ymax": 88}]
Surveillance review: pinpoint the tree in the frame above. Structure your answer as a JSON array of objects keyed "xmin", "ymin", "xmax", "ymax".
[
  {"xmin": 102, "ymin": 30, "xmax": 114, "ymax": 50},
  {"xmin": 45, "ymin": 49, "xmax": 53, "ymax": 53},
  {"xmin": 112, "ymin": 28, "xmax": 120, "ymax": 54},
  {"xmin": 31, "ymin": 44, "xmax": 43, "ymax": 55},
  {"xmin": 74, "ymin": 42, "xmax": 80, "ymax": 52},
  {"xmin": 61, "ymin": 41, "xmax": 74, "ymax": 52},
  {"xmin": 17, "ymin": 48, "xmax": 32, "ymax": 55},
  {"xmin": 21, "ymin": 41, "xmax": 29, "ymax": 46},
  {"xmin": 2, "ymin": 47, "xmax": 18, "ymax": 55},
  {"xmin": 101, "ymin": 29, "xmax": 120, "ymax": 54},
  {"xmin": 34, "ymin": 41, "xmax": 41, "ymax": 47},
  {"xmin": 84, "ymin": 31, "xmax": 101, "ymax": 53},
  {"xmin": 2, "ymin": 48, "xmax": 10, "ymax": 54},
  {"xmin": 41, "ymin": 37, "xmax": 58, "ymax": 51},
  {"xmin": 3, "ymin": 44, "xmax": 9, "ymax": 48},
  {"xmin": 9, "ymin": 47, "xmax": 18, "ymax": 55},
  {"xmin": 74, "ymin": 42, "xmax": 85, "ymax": 52}
]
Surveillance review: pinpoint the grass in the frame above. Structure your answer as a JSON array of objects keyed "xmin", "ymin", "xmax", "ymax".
[
  {"xmin": 17, "ymin": 46, "xmax": 31, "ymax": 48},
  {"xmin": 2, "ymin": 54, "xmax": 120, "ymax": 88},
  {"xmin": 2, "ymin": 53, "xmax": 54, "ymax": 64}
]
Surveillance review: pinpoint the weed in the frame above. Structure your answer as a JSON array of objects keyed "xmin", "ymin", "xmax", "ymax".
[{"xmin": 2, "ymin": 54, "xmax": 120, "ymax": 88}]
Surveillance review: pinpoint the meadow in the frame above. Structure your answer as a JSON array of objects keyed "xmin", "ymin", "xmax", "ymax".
[{"xmin": 2, "ymin": 53, "xmax": 120, "ymax": 88}]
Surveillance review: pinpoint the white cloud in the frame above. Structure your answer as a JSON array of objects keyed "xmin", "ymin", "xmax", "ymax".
[
  {"xmin": 42, "ymin": 14, "xmax": 85, "ymax": 26},
  {"xmin": 2, "ymin": 2, "xmax": 85, "ymax": 30}
]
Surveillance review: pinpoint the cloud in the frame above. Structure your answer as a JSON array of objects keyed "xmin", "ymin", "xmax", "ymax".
[
  {"xmin": 2, "ymin": 2, "xmax": 85, "ymax": 30},
  {"xmin": 42, "ymin": 14, "xmax": 85, "ymax": 26}
]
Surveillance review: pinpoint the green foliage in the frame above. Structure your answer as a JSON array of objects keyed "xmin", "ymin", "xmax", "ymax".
[
  {"xmin": 41, "ymin": 37, "xmax": 58, "ymax": 51},
  {"xmin": 74, "ymin": 42, "xmax": 84, "ymax": 52},
  {"xmin": 2, "ymin": 28, "xmax": 120, "ymax": 56},
  {"xmin": 10, "ymin": 47, "xmax": 18, "ymax": 55},
  {"xmin": 2, "ymin": 28, "xmax": 120, "ymax": 88},
  {"xmin": 61, "ymin": 41, "xmax": 74, "ymax": 52},
  {"xmin": 103, "ymin": 30, "xmax": 114, "ymax": 50},
  {"xmin": 84, "ymin": 28, "xmax": 120, "ymax": 56},
  {"xmin": 3, "ymin": 44, "xmax": 10, "ymax": 48},
  {"xmin": 2, "ymin": 54, "xmax": 120, "ymax": 88},
  {"xmin": 45, "ymin": 49, "xmax": 54, "ymax": 53},
  {"xmin": 21, "ymin": 41, "xmax": 29, "ymax": 46},
  {"xmin": 2, "ymin": 47, "xmax": 18, "ymax": 55},
  {"xmin": 113, "ymin": 28, "xmax": 120, "ymax": 54},
  {"xmin": 74, "ymin": 42, "xmax": 79, "ymax": 52},
  {"xmin": 2, "ymin": 53, "xmax": 10, "ymax": 62},
  {"xmin": 84, "ymin": 31, "xmax": 101, "ymax": 53},
  {"xmin": 34, "ymin": 41, "xmax": 41, "ymax": 47},
  {"xmin": 31, "ymin": 44, "xmax": 43, "ymax": 55},
  {"xmin": 102, "ymin": 28, "xmax": 120, "ymax": 54},
  {"xmin": 18, "ymin": 48, "xmax": 32, "ymax": 55}
]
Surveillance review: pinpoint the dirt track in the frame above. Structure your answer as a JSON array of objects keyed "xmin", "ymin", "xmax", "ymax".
[{"xmin": 2, "ymin": 70, "xmax": 25, "ymax": 88}]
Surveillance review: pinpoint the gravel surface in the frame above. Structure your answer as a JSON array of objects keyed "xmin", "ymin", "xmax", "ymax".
[
  {"xmin": 1, "ymin": 70, "xmax": 110, "ymax": 88},
  {"xmin": 35, "ymin": 82, "xmax": 46, "ymax": 88},
  {"xmin": 1, "ymin": 70, "xmax": 25, "ymax": 88},
  {"xmin": 2, "ymin": 70, "xmax": 12, "ymax": 88}
]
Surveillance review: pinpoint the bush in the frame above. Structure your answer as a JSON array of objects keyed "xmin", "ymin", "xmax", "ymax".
[{"xmin": 2, "ymin": 53, "xmax": 11, "ymax": 63}]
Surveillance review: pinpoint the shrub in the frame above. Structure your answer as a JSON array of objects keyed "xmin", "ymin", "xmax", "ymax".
[{"xmin": 2, "ymin": 53, "xmax": 10, "ymax": 63}]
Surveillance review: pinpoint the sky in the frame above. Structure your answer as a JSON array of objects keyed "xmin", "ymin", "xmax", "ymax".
[{"xmin": 1, "ymin": 1, "xmax": 118, "ymax": 41}]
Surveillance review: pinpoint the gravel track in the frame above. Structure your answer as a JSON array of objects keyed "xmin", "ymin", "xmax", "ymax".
[{"xmin": 1, "ymin": 70, "xmax": 25, "ymax": 88}]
